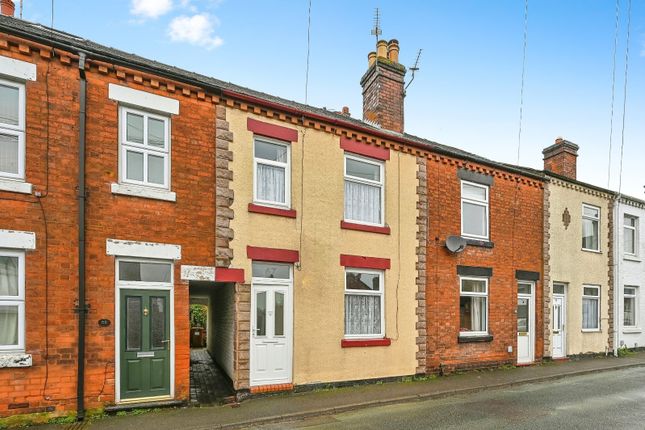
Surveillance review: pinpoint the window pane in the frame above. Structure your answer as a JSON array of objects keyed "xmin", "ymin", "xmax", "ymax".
[
  {"xmin": 460, "ymin": 296, "xmax": 487, "ymax": 332},
  {"xmin": 126, "ymin": 297, "xmax": 142, "ymax": 351},
  {"xmin": 256, "ymin": 163, "xmax": 286, "ymax": 203},
  {"xmin": 461, "ymin": 279, "xmax": 486, "ymax": 293},
  {"xmin": 150, "ymin": 296, "xmax": 166, "ymax": 349},
  {"xmin": 582, "ymin": 297, "xmax": 599, "ymax": 329},
  {"xmin": 252, "ymin": 262, "xmax": 290, "ymax": 279},
  {"xmin": 553, "ymin": 284, "xmax": 565, "ymax": 295},
  {"xmin": 126, "ymin": 113, "xmax": 144, "ymax": 144},
  {"xmin": 147, "ymin": 118, "xmax": 165, "ymax": 148},
  {"xmin": 625, "ymin": 287, "xmax": 636, "ymax": 295},
  {"xmin": 344, "ymin": 180, "xmax": 381, "ymax": 224},
  {"xmin": 624, "ymin": 227, "xmax": 635, "ymax": 254},
  {"xmin": 625, "ymin": 216, "xmax": 636, "ymax": 228},
  {"xmin": 255, "ymin": 140, "xmax": 288, "ymax": 163},
  {"xmin": 583, "ymin": 206, "xmax": 599, "ymax": 218},
  {"xmin": 462, "ymin": 202, "xmax": 487, "ymax": 237},
  {"xmin": 582, "ymin": 219, "xmax": 599, "ymax": 250},
  {"xmin": 119, "ymin": 261, "xmax": 172, "ymax": 283},
  {"xmin": 0, "ymin": 255, "xmax": 19, "ymax": 297},
  {"xmin": 126, "ymin": 150, "xmax": 144, "ymax": 181},
  {"xmin": 0, "ymin": 133, "xmax": 20, "ymax": 175},
  {"xmin": 0, "ymin": 305, "xmax": 18, "ymax": 346},
  {"xmin": 345, "ymin": 294, "xmax": 381, "ymax": 335},
  {"xmin": 517, "ymin": 297, "xmax": 529, "ymax": 332},
  {"xmin": 346, "ymin": 158, "xmax": 380, "ymax": 182},
  {"xmin": 346, "ymin": 271, "xmax": 380, "ymax": 291},
  {"xmin": 624, "ymin": 296, "xmax": 636, "ymax": 326},
  {"xmin": 274, "ymin": 292, "xmax": 284, "ymax": 336},
  {"xmin": 147, "ymin": 154, "xmax": 165, "ymax": 185},
  {"xmin": 583, "ymin": 287, "xmax": 599, "ymax": 297},
  {"xmin": 518, "ymin": 283, "xmax": 532, "ymax": 295},
  {"xmin": 0, "ymin": 84, "xmax": 19, "ymax": 127},
  {"xmin": 462, "ymin": 183, "xmax": 487, "ymax": 201},
  {"xmin": 255, "ymin": 291, "xmax": 266, "ymax": 337}
]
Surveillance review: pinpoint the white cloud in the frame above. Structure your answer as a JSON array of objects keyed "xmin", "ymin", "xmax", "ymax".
[
  {"xmin": 131, "ymin": 0, "xmax": 173, "ymax": 19},
  {"xmin": 168, "ymin": 13, "xmax": 223, "ymax": 49}
]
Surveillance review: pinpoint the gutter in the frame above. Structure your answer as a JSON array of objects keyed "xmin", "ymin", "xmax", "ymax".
[{"xmin": 76, "ymin": 51, "xmax": 88, "ymax": 421}]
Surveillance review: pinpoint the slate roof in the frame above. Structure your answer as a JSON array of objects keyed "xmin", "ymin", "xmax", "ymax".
[{"xmin": 0, "ymin": 14, "xmax": 545, "ymax": 180}]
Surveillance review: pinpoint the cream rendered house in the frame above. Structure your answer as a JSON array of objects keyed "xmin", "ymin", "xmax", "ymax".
[{"xmin": 543, "ymin": 139, "xmax": 614, "ymax": 358}]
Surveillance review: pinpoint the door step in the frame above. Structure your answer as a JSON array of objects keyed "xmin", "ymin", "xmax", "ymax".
[{"xmin": 105, "ymin": 399, "xmax": 185, "ymax": 414}]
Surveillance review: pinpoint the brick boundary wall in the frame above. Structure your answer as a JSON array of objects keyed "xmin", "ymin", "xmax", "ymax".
[
  {"xmin": 415, "ymin": 156, "xmax": 428, "ymax": 374},
  {"xmin": 216, "ymin": 105, "xmax": 235, "ymax": 267},
  {"xmin": 542, "ymin": 181, "xmax": 552, "ymax": 356},
  {"xmin": 607, "ymin": 198, "xmax": 615, "ymax": 352}
]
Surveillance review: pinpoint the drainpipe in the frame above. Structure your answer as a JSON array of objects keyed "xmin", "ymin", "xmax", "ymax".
[
  {"xmin": 76, "ymin": 52, "xmax": 88, "ymax": 421},
  {"xmin": 613, "ymin": 194, "xmax": 620, "ymax": 357}
]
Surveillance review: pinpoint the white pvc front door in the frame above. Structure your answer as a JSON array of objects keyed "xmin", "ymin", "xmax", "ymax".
[
  {"xmin": 552, "ymin": 294, "xmax": 566, "ymax": 358},
  {"xmin": 517, "ymin": 282, "xmax": 535, "ymax": 364},
  {"xmin": 250, "ymin": 283, "xmax": 292, "ymax": 386}
]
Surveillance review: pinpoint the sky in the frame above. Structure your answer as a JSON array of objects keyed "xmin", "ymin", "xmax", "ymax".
[{"xmin": 17, "ymin": 0, "xmax": 645, "ymax": 198}]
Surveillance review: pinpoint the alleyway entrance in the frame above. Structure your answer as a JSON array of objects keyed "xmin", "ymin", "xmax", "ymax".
[{"xmin": 189, "ymin": 348, "xmax": 235, "ymax": 405}]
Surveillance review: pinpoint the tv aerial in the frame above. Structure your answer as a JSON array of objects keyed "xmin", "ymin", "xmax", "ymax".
[{"xmin": 405, "ymin": 49, "xmax": 423, "ymax": 92}]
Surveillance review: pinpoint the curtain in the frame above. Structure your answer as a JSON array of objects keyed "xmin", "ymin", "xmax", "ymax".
[
  {"xmin": 471, "ymin": 297, "xmax": 486, "ymax": 332},
  {"xmin": 624, "ymin": 297, "xmax": 635, "ymax": 326},
  {"xmin": 0, "ymin": 306, "xmax": 18, "ymax": 346},
  {"xmin": 0, "ymin": 256, "xmax": 18, "ymax": 296},
  {"xmin": 582, "ymin": 298, "xmax": 598, "ymax": 329},
  {"xmin": 582, "ymin": 219, "xmax": 598, "ymax": 250},
  {"xmin": 0, "ymin": 133, "xmax": 19, "ymax": 175},
  {"xmin": 344, "ymin": 181, "xmax": 381, "ymax": 224},
  {"xmin": 0, "ymin": 84, "xmax": 19, "ymax": 126},
  {"xmin": 345, "ymin": 294, "xmax": 381, "ymax": 335},
  {"xmin": 257, "ymin": 164, "xmax": 286, "ymax": 203}
]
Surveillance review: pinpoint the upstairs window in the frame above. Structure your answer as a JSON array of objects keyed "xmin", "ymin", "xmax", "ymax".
[
  {"xmin": 344, "ymin": 154, "xmax": 384, "ymax": 226},
  {"xmin": 253, "ymin": 138, "xmax": 290, "ymax": 207},
  {"xmin": 119, "ymin": 107, "xmax": 170, "ymax": 189},
  {"xmin": 461, "ymin": 181, "xmax": 489, "ymax": 240},
  {"xmin": 582, "ymin": 204, "xmax": 600, "ymax": 252},
  {"xmin": 624, "ymin": 286, "xmax": 638, "ymax": 328},
  {"xmin": 0, "ymin": 79, "xmax": 26, "ymax": 180},
  {"xmin": 624, "ymin": 215, "xmax": 638, "ymax": 256},
  {"xmin": 0, "ymin": 250, "xmax": 25, "ymax": 351}
]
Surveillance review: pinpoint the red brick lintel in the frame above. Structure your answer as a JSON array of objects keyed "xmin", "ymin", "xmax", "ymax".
[
  {"xmin": 340, "ymin": 254, "xmax": 391, "ymax": 270},
  {"xmin": 340, "ymin": 136, "xmax": 390, "ymax": 161},
  {"xmin": 247, "ymin": 117, "xmax": 298, "ymax": 142},
  {"xmin": 341, "ymin": 338, "xmax": 392, "ymax": 348},
  {"xmin": 215, "ymin": 268, "xmax": 245, "ymax": 283},
  {"xmin": 247, "ymin": 246, "xmax": 300, "ymax": 263}
]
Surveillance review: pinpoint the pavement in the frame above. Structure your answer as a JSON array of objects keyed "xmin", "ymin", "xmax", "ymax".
[{"xmin": 33, "ymin": 352, "xmax": 645, "ymax": 430}]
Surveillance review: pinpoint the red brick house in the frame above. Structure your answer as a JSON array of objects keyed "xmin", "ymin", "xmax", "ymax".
[{"xmin": 0, "ymin": 3, "xmax": 544, "ymax": 420}]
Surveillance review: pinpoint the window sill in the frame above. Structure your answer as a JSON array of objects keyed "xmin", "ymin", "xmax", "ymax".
[
  {"xmin": 458, "ymin": 334, "xmax": 493, "ymax": 343},
  {"xmin": 341, "ymin": 338, "xmax": 391, "ymax": 348},
  {"xmin": 0, "ymin": 178, "xmax": 32, "ymax": 195},
  {"xmin": 623, "ymin": 328, "xmax": 642, "ymax": 334},
  {"xmin": 248, "ymin": 203, "xmax": 297, "ymax": 218},
  {"xmin": 463, "ymin": 238, "xmax": 494, "ymax": 248},
  {"xmin": 623, "ymin": 255, "xmax": 642, "ymax": 263},
  {"xmin": 0, "ymin": 353, "xmax": 32, "ymax": 368},
  {"xmin": 581, "ymin": 329, "xmax": 601, "ymax": 333},
  {"xmin": 111, "ymin": 183, "xmax": 176, "ymax": 202},
  {"xmin": 340, "ymin": 221, "xmax": 391, "ymax": 235},
  {"xmin": 581, "ymin": 248, "xmax": 602, "ymax": 254}
]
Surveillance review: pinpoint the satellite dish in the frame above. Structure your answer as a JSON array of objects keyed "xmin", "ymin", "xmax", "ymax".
[{"xmin": 445, "ymin": 235, "xmax": 467, "ymax": 253}]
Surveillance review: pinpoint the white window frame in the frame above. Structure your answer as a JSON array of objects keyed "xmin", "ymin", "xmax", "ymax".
[
  {"xmin": 344, "ymin": 268, "xmax": 385, "ymax": 339},
  {"xmin": 0, "ymin": 249, "xmax": 25, "ymax": 352},
  {"xmin": 581, "ymin": 204, "xmax": 601, "ymax": 252},
  {"xmin": 459, "ymin": 276, "xmax": 489, "ymax": 337},
  {"xmin": 119, "ymin": 106, "xmax": 171, "ymax": 190},
  {"xmin": 460, "ymin": 180, "xmax": 489, "ymax": 240},
  {"xmin": 0, "ymin": 78, "xmax": 26, "ymax": 181},
  {"xmin": 624, "ymin": 215, "xmax": 638, "ymax": 257},
  {"xmin": 624, "ymin": 286, "xmax": 638, "ymax": 329},
  {"xmin": 581, "ymin": 284, "xmax": 600, "ymax": 332},
  {"xmin": 343, "ymin": 153, "xmax": 385, "ymax": 227},
  {"xmin": 252, "ymin": 136, "xmax": 291, "ymax": 208}
]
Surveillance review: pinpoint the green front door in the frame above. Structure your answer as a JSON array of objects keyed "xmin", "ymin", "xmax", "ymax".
[{"xmin": 120, "ymin": 289, "xmax": 171, "ymax": 400}]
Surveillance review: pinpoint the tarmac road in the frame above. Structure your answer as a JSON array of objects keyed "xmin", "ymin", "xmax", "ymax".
[{"xmin": 254, "ymin": 366, "xmax": 645, "ymax": 430}]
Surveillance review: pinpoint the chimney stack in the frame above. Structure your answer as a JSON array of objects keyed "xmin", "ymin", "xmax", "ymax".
[
  {"xmin": 1, "ymin": 0, "xmax": 15, "ymax": 16},
  {"xmin": 543, "ymin": 137, "xmax": 579, "ymax": 180},
  {"xmin": 360, "ymin": 39, "xmax": 406, "ymax": 133}
]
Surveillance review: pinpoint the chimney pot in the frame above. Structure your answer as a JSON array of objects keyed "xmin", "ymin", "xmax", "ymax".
[
  {"xmin": 368, "ymin": 51, "xmax": 376, "ymax": 67},
  {"xmin": 376, "ymin": 40, "xmax": 388, "ymax": 58},
  {"xmin": 387, "ymin": 39, "xmax": 399, "ymax": 63},
  {"xmin": 543, "ymin": 137, "xmax": 579, "ymax": 180},
  {"xmin": 1, "ymin": 0, "xmax": 15, "ymax": 17}
]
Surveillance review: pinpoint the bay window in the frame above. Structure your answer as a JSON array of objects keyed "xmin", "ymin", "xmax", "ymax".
[
  {"xmin": 459, "ymin": 277, "xmax": 488, "ymax": 336},
  {"xmin": 344, "ymin": 269, "xmax": 384, "ymax": 338},
  {"xmin": 344, "ymin": 154, "xmax": 384, "ymax": 226}
]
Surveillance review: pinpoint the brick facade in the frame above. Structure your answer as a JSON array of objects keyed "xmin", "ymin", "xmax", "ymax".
[
  {"xmin": 360, "ymin": 56, "xmax": 406, "ymax": 133},
  {"xmin": 425, "ymin": 158, "xmax": 544, "ymax": 372}
]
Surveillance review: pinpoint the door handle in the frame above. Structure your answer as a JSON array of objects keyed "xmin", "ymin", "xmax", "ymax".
[
  {"xmin": 161, "ymin": 339, "xmax": 171, "ymax": 343},
  {"xmin": 263, "ymin": 341, "xmax": 279, "ymax": 344}
]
